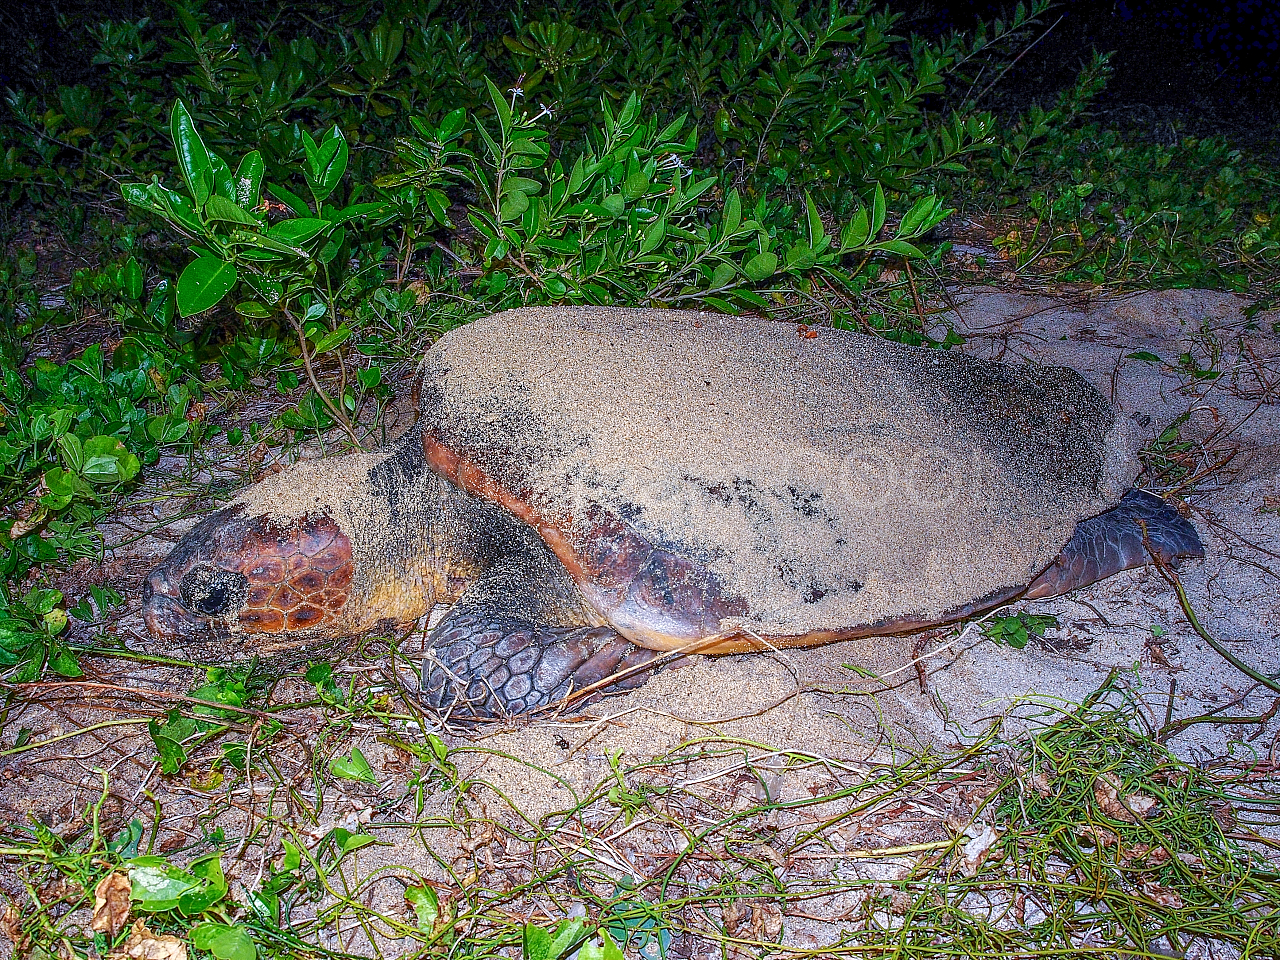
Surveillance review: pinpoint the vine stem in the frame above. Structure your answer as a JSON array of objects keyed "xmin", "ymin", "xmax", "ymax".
[
  {"xmin": 288, "ymin": 312, "xmax": 363, "ymax": 448},
  {"xmin": 1151, "ymin": 550, "xmax": 1280, "ymax": 695}
]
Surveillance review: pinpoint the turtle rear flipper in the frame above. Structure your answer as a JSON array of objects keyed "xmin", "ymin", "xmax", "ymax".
[
  {"xmin": 420, "ymin": 555, "xmax": 659, "ymax": 718},
  {"xmin": 1024, "ymin": 490, "xmax": 1203, "ymax": 600}
]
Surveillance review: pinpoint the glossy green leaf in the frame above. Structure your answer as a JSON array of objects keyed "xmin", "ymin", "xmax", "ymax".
[
  {"xmin": 203, "ymin": 195, "xmax": 259, "ymax": 226},
  {"xmin": 639, "ymin": 217, "xmax": 666, "ymax": 255},
  {"xmin": 485, "ymin": 77, "xmax": 513, "ymax": 134},
  {"xmin": 192, "ymin": 923, "xmax": 256, "ymax": 960},
  {"xmin": 209, "ymin": 150, "xmax": 235, "ymax": 202},
  {"xmin": 309, "ymin": 325, "xmax": 352, "ymax": 355},
  {"xmin": 329, "ymin": 746, "xmax": 376, "ymax": 783},
  {"xmin": 170, "ymin": 100, "xmax": 214, "ymax": 206},
  {"xmin": 176, "ymin": 257, "xmax": 237, "ymax": 317},
  {"xmin": 311, "ymin": 126, "xmax": 348, "ymax": 200},
  {"xmin": 499, "ymin": 192, "xmax": 530, "ymax": 222},
  {"xmin": 47, "ymin": 646, "xmax": 81, "ymax": 678},
  {"xmin": 121, "ymin": 257, "xmax": 144, "ymax": 300},
  {"xmin": 265, "ymin": 218, "xmax": 329, "ymax": 244},
  {"xmin": 234, "ymin": 151, "xmax": 265, "ymax": 209},
  {"xmin": 128, "ymin": 858, "xmax": 201, "ymax": 911},
  {"xmin": 81, "ymin": 436, "xmax": 140, "ymax": 483},
  {"xmin": 871, "ymin": 183, "xmax": 887, "ymax": 234},
  {"xmin": 872, "ymin": 238, "xmax": 924, "ymax": 258},
  {"xmin": 405, "ymin": 885, "xmax": 439, "ymax": 932}
]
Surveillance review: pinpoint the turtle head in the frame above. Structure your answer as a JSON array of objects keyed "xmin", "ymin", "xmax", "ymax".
[{"xmin": 143, "ymin": 505, "xmax": 356, "ymax": 644}]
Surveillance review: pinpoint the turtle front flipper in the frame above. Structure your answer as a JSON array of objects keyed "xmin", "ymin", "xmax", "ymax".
[
  {"xmin": 420, "ymin": 554, "xmax": 659, "ymax": 719},
  {"xmin": 1025, "ymin": 489, "xmax": 1203, "ymax": 599}
]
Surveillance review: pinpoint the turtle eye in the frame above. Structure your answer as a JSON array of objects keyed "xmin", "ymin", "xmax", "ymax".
[{"xmin": 179, "ymin": 565, "xmax": 249, "ymax": 618}]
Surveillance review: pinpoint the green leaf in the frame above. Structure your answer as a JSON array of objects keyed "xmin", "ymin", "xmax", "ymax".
[
  {"xmin": 503, "ymin": 176, "xmax": 542, "ymax": 197},
  {"xmin": 280, "ymin": 839, "xmax": 302, "ymax": 872},
  {"xmin": 871, "ymin": 183, "xmax": 886, "ymax": 235},
  {"xmin": 266, "ymin": 183, "xmax": 312, "ymax": 217},
  {"xmin": 121, "ymin": 257, "xmax": 144, "ymax": 300},
  {"xmin": 209, "ymin": 151, "xmax": 235, "ymax": 202},
  {"xmin": 329, "ymin": 746, "xmax": 376, "ymax": 783},
  {"xmin": 40, "ymin": 467, "xmax": 79, "ymax": 510},
  {"xmin": 639, "ymin": 218, "xmax": 666, "ymax": 255},
  {"xmin": 873, "ymin": 239, "xmax": 924, "ymax": 258},
  {"xmin": 128, "ymin": 858, "xmax": 201, "ymax": 911},
  {"xmin": 785, "ymin": 243, "xmax": 817, "ymax": 271},
  {"xmin": 234, "ymin": 151, "xmax": 264, "ymax": 209},
  {"xmin": 523, "ymin": 924, "xmax": 553, "ymax": 960},
  {"xmin": 623, "ymin": 165, "xmax": 650, "ymax": 201},
  {"xmin": 57, "ymin": 433, "xmax": 83, "ymax": 472},
  {"xmin": 235, "ymin": 301, "xmax": 271, "ymax": 319},
  {"xmin": 148, "ymin": 718, "xmax": 188, "ymax": 774},
  {"xmin": 722, "ymin": 189, "xmax": 742, "ymax": 237},
  {"xmin": 192, "ymin": 923, "xmax": 256, "ymax": 960},
  {"xmin": 499, "ymin": 192, "xmax": 530, "ymax": 222},
  {"xmin": 310, "ymin": 126, "xmax": 348, "ymax": 201},
  {"xmin": 841, "ymin": 206, "xmax": 871, "ymax": 250},
  {"xmin": 485, "ymin": 77, "xmax": 513, "ymax": 134},
  {"xmin": 566, "ymin": 156, "xmax": 586, "ymax": 196},
  {"xmin": 265, "ymin": 218, "xmax": 330, "ymax": 244},
  {"xmin": 47, "ymin": 646, "xmax": 81, "ymax": 678},
  {"xmin": 330, "ymin": 202, "xmax": 388, "ymax": 226},
  {"xmin": 81, "ymin": 436, "xmax": 140, "ymax": 484},
  {"xmin": 405, "ymin": 885, "xmax": 439, "ymax": 932},
  {"xmin": 805, "ymin": 192, "xmax": 824, "ymax": 247},
  {"xmin": 575, "ymin": 934, "xmax": 626, "ymax": 960},
  {"xmin": 170, "ymin": 100, "xmax": 214, "ymax": 207},
  {"xmin": 203, "ymin": 195, "xmax": 259, "ymax": 227},
  {"xmin": 331, "ymin": 827, "xmax": 376, "ymax": 855},
  {"xmin": 709, "ymin": 261, "xmax": 735, "ymax": 290},
  {"xmin": 743, "ymin": 251, "xmax": 778, "ymax": 281},
  {"xmin": 177, "ymin": 257, "xmax": 237, "ymax": 317},
  {"xmin": 120, "ymin": 181, "xmax": 165, "ymax": 217},
  {"xmin": 309, "ymin": 325, "xmax": 352, "ymax": 355}
]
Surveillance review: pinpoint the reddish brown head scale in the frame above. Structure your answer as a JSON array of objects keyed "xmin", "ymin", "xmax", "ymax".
[{"xmin": 143, "ymin": 505, "xmax": 354, "ymax": 641}]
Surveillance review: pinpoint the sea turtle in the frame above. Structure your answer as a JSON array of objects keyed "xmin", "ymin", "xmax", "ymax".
[{"xmin": 143, "ymin": 307, "xmax": 1204, "ymax": 717}]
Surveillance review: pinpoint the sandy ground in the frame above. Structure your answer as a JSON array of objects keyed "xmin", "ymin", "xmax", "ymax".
[{"xmin": 1, "ymin": 287, "xmax": 1276, "ymax": 958}]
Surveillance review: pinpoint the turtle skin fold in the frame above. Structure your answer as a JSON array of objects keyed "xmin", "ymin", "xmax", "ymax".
[{"xmin": 420, "ymin": 615, "xmax": 660, "ymax": 719}]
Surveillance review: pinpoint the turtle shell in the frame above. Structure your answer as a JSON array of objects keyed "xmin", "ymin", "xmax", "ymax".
[{"xmin": 420, "ymin": 307, "xmax": 1137, "ymax": 653}]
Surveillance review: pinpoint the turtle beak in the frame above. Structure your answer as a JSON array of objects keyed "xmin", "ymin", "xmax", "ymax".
[{"xmin": 142, "ymin": 563, "xmax": 216, "ymax": 641}]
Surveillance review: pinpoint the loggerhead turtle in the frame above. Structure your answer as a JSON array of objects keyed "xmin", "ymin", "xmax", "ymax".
[{"xmin": 143, "ymin": 307, "xmax": 1203, "ymax": 717}]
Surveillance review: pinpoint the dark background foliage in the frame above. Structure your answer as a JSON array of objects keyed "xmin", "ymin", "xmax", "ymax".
[{"xmin": 5, "ymin": 0, "xmax": 1277, "ymax": 106}]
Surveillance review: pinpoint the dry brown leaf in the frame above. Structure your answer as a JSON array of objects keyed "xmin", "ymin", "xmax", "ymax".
[
  {"xmin": 110, "ymin": 920, "xmax": 187, "ymax": 960},
  {"xmin": 91, "ymin": 871, "xmax": 132, "ymax": 937},
  {"xmin": 1140, "ymin": 881, "xmax": 1185, "ymax": 909},
  {"xmin": 1093, "ymin": 773, "xmax": 1135, "ymax": 822},
  {"xmin": 960, "ymin": 823, "xmax": 1001, "ymax": 877},
  {"xmin": 1076, "ymin": 823, "xmax": 1120, "ymax": 847},
  {"xmin": 1028, "ymin": 769, "xmax": 1055, "ymax": 798},
  {"xmin": 1122, "ymin": 843, "xmax": 1170, "ymax": 866},
  {"xmin": 1, "ymin": 904, "xmax": 29, "ymax": 950},
  {"xmin": 751, "ymin": 903, "xmax": 783, "ymax": 941},
  {"xmin": 722, "ymin": 901, "xmax": 750, "ymax": 937}
]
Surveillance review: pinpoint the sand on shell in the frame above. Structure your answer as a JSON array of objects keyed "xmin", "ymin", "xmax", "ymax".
[
  {"xmin": 421, "ymin": 306, "xmax": 1135, "ymax": 642},
  {"xmin": 411, "ymin": 288, "xmax": 1280, "ymax": 821}
]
